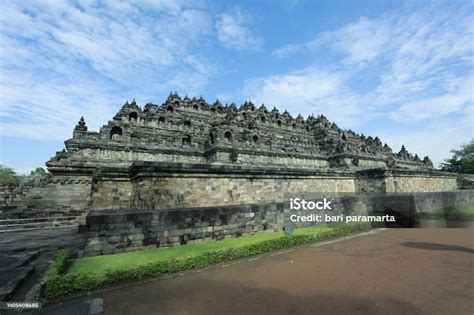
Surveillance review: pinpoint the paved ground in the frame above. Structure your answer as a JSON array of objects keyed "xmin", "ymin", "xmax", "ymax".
[{"xmin": 44, "ymin": 228, "xmax": 474, "ymax": 315}]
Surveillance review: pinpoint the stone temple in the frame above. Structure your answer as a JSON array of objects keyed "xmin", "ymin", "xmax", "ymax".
[{"xmin": 1, "ymin": 93, "xmax": 466, "ymax": 255}]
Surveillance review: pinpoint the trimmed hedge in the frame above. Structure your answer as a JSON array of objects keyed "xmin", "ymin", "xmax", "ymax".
[{"xmin": 43, "ymin": 223, "xmax": 371, "ymax": 302}]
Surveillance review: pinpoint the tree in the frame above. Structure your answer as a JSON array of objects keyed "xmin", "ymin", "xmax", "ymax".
[
  {"xmin": 29, "ymin": 167, "xmax": 46, "ymax": 177},
  {"xmin": 440, "ymin": 140, "xmax": 474, "ymax": 174},
  {"xmin": 0, "ymin": 165, "xmax": 47, "ymax": 185},
  {"xmin": 0, "ymin": 165, "xmax": 21, "ymax": 185}
]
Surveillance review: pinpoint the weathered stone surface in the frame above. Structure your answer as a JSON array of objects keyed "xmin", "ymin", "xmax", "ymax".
[
  {"xmin": 128, "ymin": 162, "xmax": 458, "ymax": 210},
  {"xmin": 84, "ymin": 190, "xmax": 474, "ymax": 256},
  {"xmin": 0, "ymin": 174, "xmax": 92, "ymax": 218},
  {"xmin": 48, "ymin": 94, "xmax": 434, "ymax": 174}
]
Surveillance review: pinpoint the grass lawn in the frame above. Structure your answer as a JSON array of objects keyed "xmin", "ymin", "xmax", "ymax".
[
  {"xmin": 68, "ymin": 223, "xmax": 358, "ymax": 278},
  {"xmin": 41, "ymin": 222, "xmax": 370, "ymax": 302}
]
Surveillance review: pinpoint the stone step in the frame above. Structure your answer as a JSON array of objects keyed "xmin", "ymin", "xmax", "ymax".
[
  {"xmin": 13, "ymin": 250, "xmax": 56, "ymax": 302},
  {"xmin": 0, "ymin": 251, "xmax": 38, "ymax": 301},
  {"xmin": 0, "ymin": 227, "xmax": 86, "ymax": 301},
  {"xmin": 0, "ymin": 266, "xmax": 35, "ymax": 301}
]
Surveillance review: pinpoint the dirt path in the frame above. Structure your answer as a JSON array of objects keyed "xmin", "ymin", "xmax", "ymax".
[
  {"xmin": 100, "ymin": 229, "xmax": 473, "ymax": 315},
  {"xmin": 71, "ymin": 229, "xmax": 474, "ymax": 314}
]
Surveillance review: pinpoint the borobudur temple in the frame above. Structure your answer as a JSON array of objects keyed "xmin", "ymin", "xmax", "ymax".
[
  {"xmin": 1, "ymin": 93, "xmax": 459, "ymax": 220},
  {"xmin": 2, "ymin": 93, "xmax": 467, "ymax": 255}
]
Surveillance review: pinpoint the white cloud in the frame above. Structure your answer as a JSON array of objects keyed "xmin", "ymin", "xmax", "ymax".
[
  {"xmin": 380, "ymin": 105, "xmax": 473, "ymax": 166},
  {"xmin": 249, "ymin": 2, "xmax": 473, "ymax": 164},
  {"xmin": 273, "ymin": 15, "xmax": 391, "ymax": 63},
  {"xmin": 0, "ymin": 1, "xmax": 216, "ymax": 141},
  {"xmin": 215, "ymin": 7, "xmax": 263, "ymax": 51},
  {"xmin": 273, "ymin": 2, "xmax": 473, "ymax": 78},
  {"xmin": 327, "ymin": 17, "xmax": 392, "ymax": 65},
  {"xmin": 241, "ymin": 67, "xmax": 381, "ymax": 128},
  {"xmin": 390, "ymin": 77, "xmax": 473, "ymax": 122},
  {"xmin": 244, "ymin": 68, "xmax": 341, "ymax": 104},
  {"xmin": 272, "ymin": 43, "xmax": 301, "ymax": 59},
  {"xmin": 268, "ymin": 2, "xmax": 473, "ymax": 120}
]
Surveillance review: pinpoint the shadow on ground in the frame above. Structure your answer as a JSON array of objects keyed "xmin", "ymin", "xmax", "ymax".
[{"xmin": 401, "ymin": 242, "xmax": 474, "ymax": 254}]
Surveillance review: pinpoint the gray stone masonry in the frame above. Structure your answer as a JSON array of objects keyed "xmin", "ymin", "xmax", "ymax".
[
  {"xmin": 0, "ymin": 94, "xmax": 452, "ymax": 218},
  {"xmin": 84, "ymin": 190, "xmax": 473, "ymax": 256}
]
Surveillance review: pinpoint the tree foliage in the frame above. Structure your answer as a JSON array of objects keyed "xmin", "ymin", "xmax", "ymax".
[
  {"xmin": 0, "ymin": 165, "xmax": 47, "ymax": 185},
  {"xmin": 29, "ymin": 167, "xmax": 46, "ymax": 177},
  {"xmin": 0, "ymin": 165, "xmax": 21, "ymax": 185},
  {"xmin": 440, "ymin": 140, "xmax": 474, "ymax": 174}
]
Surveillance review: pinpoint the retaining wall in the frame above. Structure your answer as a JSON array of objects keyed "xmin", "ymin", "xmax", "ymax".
[{"xmin": 84, "ymin": 190, "xmax": 474, "ymax": 256}]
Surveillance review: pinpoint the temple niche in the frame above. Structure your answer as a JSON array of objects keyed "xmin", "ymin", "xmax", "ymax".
[{"xmin": 110, "ymin": 127, "xmax": 122, "ymax": 141}]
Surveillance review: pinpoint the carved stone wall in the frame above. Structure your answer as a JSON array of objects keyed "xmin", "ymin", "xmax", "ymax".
[{"xmin": 47, "ymin": 94, "xmax": 435, "ymax": 175}]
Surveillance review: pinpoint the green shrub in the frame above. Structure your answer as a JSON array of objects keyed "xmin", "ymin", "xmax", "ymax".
[
  {"xmin": 45, "ymin": 250, "xmax": 69, "ymax": 278},
  {"xmin": 43, "ymin": 250, "xmax": 71, "ymax": 301}
]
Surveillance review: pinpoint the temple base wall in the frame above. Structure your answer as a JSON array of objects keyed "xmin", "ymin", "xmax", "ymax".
[
  {"xmin": 0, "ymin": 162, "xmax": 460, "ymax": 218},
  {"xmin": 83, "ymin": 190, "xmax": 474, "ymax": 256},
  {"xmin": 129, "ymin": 162, "xmax": 458, "ymax": 210},
  {"xmin": 0, "ymin": 174, "xmax": 93, "ymax": 219},
  {"xmin": 84, "ymin": 203, "xmax": 284, "ymax": 256},
  {"xmin": 91, "ymin": 179, "xmax": 132, "ymax": 211},
  {"xmin": 355, "ymin": 169, "xmax": 457, "ymax": 193},
  {"xmin": 131, "ymin": 175, "xmax": 356, "ymax": 210}
]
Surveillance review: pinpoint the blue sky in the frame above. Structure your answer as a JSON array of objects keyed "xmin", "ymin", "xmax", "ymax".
[{"xmin": 0, "ymin": 0, "xmax": 472, "ymax": 173}]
